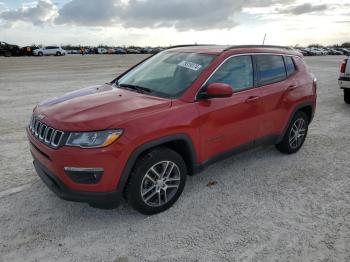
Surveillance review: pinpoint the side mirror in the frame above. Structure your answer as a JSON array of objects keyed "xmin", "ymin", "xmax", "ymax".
[{"xmin": 199, "ymin": 83, "xmax": 233, "ymax": 99}]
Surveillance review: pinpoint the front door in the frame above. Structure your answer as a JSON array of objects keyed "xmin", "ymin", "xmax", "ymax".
[{"xmin": 196, "ymin": 55, "xmax": 263, "ymax": 162}]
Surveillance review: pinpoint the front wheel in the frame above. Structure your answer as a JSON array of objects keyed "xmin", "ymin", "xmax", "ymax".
[
  {"xmin": 276, "ymin": 111, "xmax": 309, "ymax": 154},
  {"xmin": 56, "ymin": 51, "xmax": 61, "ymax": 56},
  {"xmin": 344, "ymin": 89, "xmax": 350, "ymax": 104},
  {"xmin": 126, "ymin": 148, "xmax": 187, "ymax": 215},
  {"xmin": 38, "ymin": 52, "xmax": 43, "ymax": 56}
]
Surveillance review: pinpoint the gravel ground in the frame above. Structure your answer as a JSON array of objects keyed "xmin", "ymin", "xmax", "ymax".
[{"xmin": 0, "ymin": 54, "xmax": 349, "ymax": 262}]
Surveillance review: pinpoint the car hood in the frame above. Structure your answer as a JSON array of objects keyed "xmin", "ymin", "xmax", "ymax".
[{"xmin": 34, "ymin": 84, "xmax": 171, "ymax": 131}]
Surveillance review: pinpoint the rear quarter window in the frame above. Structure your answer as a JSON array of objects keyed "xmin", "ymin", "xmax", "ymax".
[
  {"xmin": 256, "ymin": 55, "xmax": 286, "ymax": 86},
  {"xmin": 284, "ymin": 56, "xmax": 296, "ymax": 76}
]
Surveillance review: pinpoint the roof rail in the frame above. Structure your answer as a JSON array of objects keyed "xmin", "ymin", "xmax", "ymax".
[
  {"xmin": 167, "ymin": 44, "xmax": 215, "ymax": 49},
  {"xmin": 223, "ymin": 45, "xmax": 293, "ymax": 51}
]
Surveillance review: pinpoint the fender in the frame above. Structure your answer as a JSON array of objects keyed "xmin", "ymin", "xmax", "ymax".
[
  {"xmin": 278, "ymin": 101, "xmax": 315, "ymax": 143},
  {"xmin": 116, "ymin": 134, "xmax": 198, "ymax": 192}
]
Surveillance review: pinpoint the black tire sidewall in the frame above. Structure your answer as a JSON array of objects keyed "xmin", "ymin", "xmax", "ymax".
[
  {"xmin": 276, "ymin": 111, "xmax": 309, "ymax": 154},
  {"xmin": 126, "ymin": 148, "xmax": 187, "ymax": 215},
  {"xmin": 38, "ymin": 52, "xmax": 43, "ymax": 56},
  {"xmin": 344, "ymin": 89, "xmax": 350, "ymax": 104}
]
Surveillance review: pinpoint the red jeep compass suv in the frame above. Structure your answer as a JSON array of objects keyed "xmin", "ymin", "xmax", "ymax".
[{"xmin": 27, "ymin": 45, "xmax": 317, "ymax": 214}]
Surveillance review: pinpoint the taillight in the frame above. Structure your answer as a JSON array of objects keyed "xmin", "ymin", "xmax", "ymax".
[{"xmin": 340, "ymin": 59, "xmax": 347, "ymax": 73}]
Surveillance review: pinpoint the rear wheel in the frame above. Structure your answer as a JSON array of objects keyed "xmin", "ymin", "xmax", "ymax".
[
  {"xmin": 344, "ymin": 89, "xmax": 350, "ymax": 104},
  {"xmin": 4, "ymin": 51, "xmax": 11, "ymax": 57},
  {"xmin": 126, "ymin": 148, "xmax": 187, "ymax": 215},
  {"xmin": 276, "ymin": 111, "xmax": 309, "ymax": 154},
  {"xmin": 38, "ymin": 52, "xmax": 43, "ymax": 56},
  {"xmin": 56, "ymin": 51, "xmax": 61, "ymax": 56}
]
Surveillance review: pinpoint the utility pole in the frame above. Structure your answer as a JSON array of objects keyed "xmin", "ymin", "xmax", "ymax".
[{"xmin": 262, "ymin": 33, "xmax": 267, "ymax": 45}]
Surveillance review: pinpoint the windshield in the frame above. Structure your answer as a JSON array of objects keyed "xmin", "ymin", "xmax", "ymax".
[{"xmin": 117, "ymin": 52, "xmax": 215, "ymax": 98}]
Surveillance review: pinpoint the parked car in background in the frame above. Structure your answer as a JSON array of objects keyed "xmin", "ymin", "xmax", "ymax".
[
  {"xmin": 295, "ymin": 49, "xmax": 307, "ymax": 56},
  {"xmin": 328, "ymin": 48, "xmax": 343, "ymax": 55},
  {"xmin": 126, "ymin": 48, "xmax": 141, "ymax": 54},
  {"xmin": 342, "ymin": 48, "xmax": 350, "ymax": 55},
  {"xmin": 335, "ymin": 48, "xmax": 350, "ymax": 56},
  {"xmin": 33, "ymin": 46, "xmax": 67, "ymax": 56},
  {"xmin": 67, "ymin": 50, "xmax": 80, "ymax": 54},
  {"xmin": 140, "ymin": 48, "xmax": 153, "ymax": 54},
  {"xmin": 339, "ymin": 57, "xmax": 350, "ymax": 103},
  {"xmin": 0, "ymin": 41, "xmax": 20, "ymax": 57},
  {"xmin": 27, "ymin": 45, "xmax": 316, "ymax": 215},
  {"xmin": 107, "ymin": 48, "xmax": 116, "ymax": 54},
  {"xmin": 300, "ymin": 48, "xmax": 315, "ymax": 56},
  {"xmin": 114, "ymin": 48, "xmax": 127, "ymax": 54},
  {"xmin": 152, "ymin": 47, "xmax": 165, "ymax": 54},
  {"xmin": 97, "ymin": 48, "xmax": 108, "ymax": 54},
  {"xmin": 309, "ymin": 48, "xmax": 324, "ymax": 56}
]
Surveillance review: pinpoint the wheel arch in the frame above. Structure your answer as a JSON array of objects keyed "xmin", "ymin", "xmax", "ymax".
[
  {"xmin": 117, "ymin": 134, "xmax": 198, "ymax": 194},
  {"xmin": 280, "ymin": 102, "xmax": 314, "ymax": 142}
]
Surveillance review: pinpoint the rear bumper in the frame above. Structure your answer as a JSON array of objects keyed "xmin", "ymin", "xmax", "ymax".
[
  {"xmin": 33, "ymin": 157, "xmax": 122, "ymax": 205},
  {"xmin": 339, "ymin": 77, "xmax": 350, "ymax": 89}
]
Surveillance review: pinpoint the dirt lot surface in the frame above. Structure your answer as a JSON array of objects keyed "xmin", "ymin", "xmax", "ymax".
[{"xmin": 0, "ymin": 54, "xmax": 349, "ymax": 262}]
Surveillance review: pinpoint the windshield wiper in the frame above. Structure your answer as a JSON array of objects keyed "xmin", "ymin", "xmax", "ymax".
[{"xmin": 119, "ymin": 83, "xmax": 152, "ymax": 94}]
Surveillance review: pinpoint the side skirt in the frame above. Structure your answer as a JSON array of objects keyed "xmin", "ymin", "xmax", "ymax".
[{"xmin": 192, "ymin": 134, "xmax": 281, "ymax": 175}]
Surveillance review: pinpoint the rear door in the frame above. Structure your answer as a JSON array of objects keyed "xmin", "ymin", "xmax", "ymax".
[
  {"xmin": 50, "ymin": 46, "xmax": 58, "ymax": 55},
  {"xmin": 43, "ymin": 46, "xmax": 50, "ymax": 55},
  {"xmin": 196, "ymin": 55, "xmax": 263, "ymax": 162},
  {"xmin": 254, "ymin": 54, "xmax": 294, "ymax": 138}
]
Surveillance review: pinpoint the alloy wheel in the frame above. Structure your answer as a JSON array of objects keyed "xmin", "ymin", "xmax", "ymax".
[
  {"xmin": 289, "ymin": 118, "xmax": 306, "ymax": 149},
  {"xmin": 140, "ymin": 161, "xmax": 181, "ymax": 207}
]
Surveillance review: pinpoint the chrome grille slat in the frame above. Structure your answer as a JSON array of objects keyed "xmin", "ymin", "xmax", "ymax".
[
  {"xmin": 35, "ymin": 121, "xmax": 41, "ymax": 136},
  {"xmin": 39, "ymin": 124, "xmax": 47, "ymax": 140},
  {"xmin": 51, "ymin": 130, "xmax": 63, "ymax": 147},
  {"xmin": 29, "ymin": 116, "xmax": 64, "ymax": 148},
  {"xmin": 38, "ymin": 123, "xmax": 44, "ymax": 139},
  {"xmin": 45, "ymin": 127, "xmax": 54, "ymax": 144}
]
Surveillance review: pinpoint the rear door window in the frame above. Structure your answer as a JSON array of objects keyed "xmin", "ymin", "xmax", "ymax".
[
  {"xmin": 256, "ymin": 55, "xmax": 286, "ymax": 86},
  {"xmin": 207, "ymin": 55, "xmax": 254, "ymax": 92},
  {"xmin": 284, "ymin": 56, "xmax": 296, "ymax": 76}
]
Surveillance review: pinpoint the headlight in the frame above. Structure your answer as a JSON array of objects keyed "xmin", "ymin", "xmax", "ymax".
[{"xmin": 66, "ymin": 129, "xmax": 123, "ymax": 148}]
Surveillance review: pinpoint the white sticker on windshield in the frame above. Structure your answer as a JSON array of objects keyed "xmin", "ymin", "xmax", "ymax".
[{"xmin": 178, "ymin": 60, "xmax": 202, "ymax": 71}]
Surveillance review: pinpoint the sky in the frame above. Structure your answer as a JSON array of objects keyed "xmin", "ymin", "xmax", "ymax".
[{"xmin": 0, "ymin": 0, "xmax": 349, "ymax": 47}]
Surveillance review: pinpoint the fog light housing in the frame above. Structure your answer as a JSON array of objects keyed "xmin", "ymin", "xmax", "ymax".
[{"xmin": 64, "ymin": 167, "xmax": 104, "ymax": 184}]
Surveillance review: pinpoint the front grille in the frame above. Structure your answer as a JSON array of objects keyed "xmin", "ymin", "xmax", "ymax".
[{"xmin": 29, "ymin": 115, "xmax": 64, "ymax": 148}]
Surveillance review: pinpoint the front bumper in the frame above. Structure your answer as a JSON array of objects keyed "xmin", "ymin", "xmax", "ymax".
[
  {"xmin": 33, "ymin": 157, "xmax": 122, "ymax": 204},
  {"xmin": 27, "ymin": 127, "xmax": 132, "ymax": 199}
]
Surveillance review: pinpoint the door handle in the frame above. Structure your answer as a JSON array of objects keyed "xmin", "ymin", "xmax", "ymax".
[
  {"xmin": 288, "ymin": 85, "xmax": 297, "ymax": 91},
  {"xmin": 245, "ymin": 96, "xmax": 260, "ymax": 103}
]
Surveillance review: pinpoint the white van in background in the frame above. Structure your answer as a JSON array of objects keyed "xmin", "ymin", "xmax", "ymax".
[{"xmin": 33, "ymin": 46, "xmax": 67, "ymax": 56}]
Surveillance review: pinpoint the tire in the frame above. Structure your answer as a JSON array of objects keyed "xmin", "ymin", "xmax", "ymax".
[
  {"xmin": 126, "ymin": 147, "xmax": 187, "ymax": 215},
  {"xmin": 56, "ymin": 51, "xmax": 61, "ymax": 56},
  {"xmin": 38, "ymin": 52, "xmax": 43, "ymax": 56},
  {"xmin": 276, "ymin": 111, "xmax": 309, "ymax": 154},
  {"xmin": 344, "ymin": 89, "xmax": 350, "ymax": 104},
  {"xmin": 4, "ymin": 51, "xmax": 11, "ymax": 57}
]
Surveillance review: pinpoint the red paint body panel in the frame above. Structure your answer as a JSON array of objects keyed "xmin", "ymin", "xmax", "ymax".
[{"xmin": 28, "ymin": 46, "xmax": 316, "ymax": 199}]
